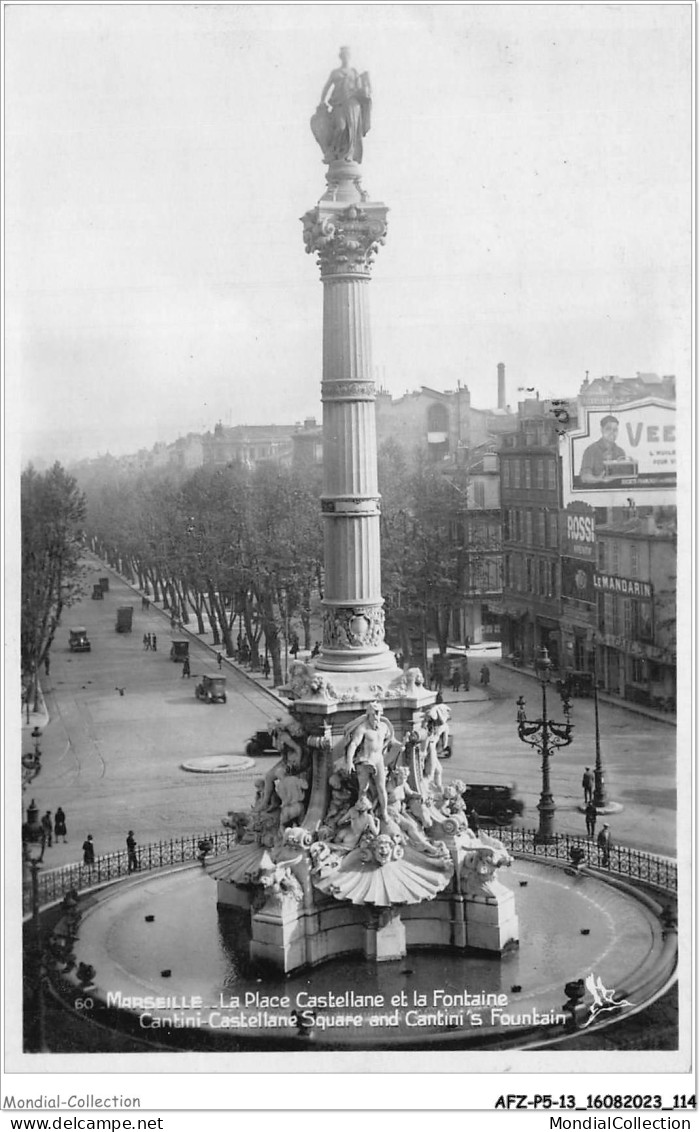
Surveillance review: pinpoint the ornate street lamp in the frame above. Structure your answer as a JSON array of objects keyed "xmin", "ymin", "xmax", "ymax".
[
  {"xmin": 22, "ymin": 800, "xmax": 46, "ymax": 1051},
  {"xmin": 516, "ymin": 647, "xmax": 574, "ymax": 842}
]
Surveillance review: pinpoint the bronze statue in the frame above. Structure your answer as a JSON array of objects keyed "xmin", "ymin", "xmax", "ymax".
[{"xmin": 311, "ymin": 46, "xmax": 372, "ymax": 164}]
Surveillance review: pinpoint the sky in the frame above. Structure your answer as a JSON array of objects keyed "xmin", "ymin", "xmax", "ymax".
[{"xmin": 5, "ymin": 3, "xmax": 691, "ymax": 466}]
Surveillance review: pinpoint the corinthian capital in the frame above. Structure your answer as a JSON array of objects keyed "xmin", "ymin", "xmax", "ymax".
[{"xmin": 301, "ymin": 203, "xmax": 388, "ymax": 277}]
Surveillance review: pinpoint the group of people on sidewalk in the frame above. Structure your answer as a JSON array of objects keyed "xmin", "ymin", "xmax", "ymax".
[{"xmin": 142, "ymin": 633, "xmax": 157, "ymax": 650}]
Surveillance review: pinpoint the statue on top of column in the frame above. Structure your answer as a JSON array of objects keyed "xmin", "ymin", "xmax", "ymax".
[{"xmin": 311, "ymin": 46, "xmax": 372, "ymax": 164}]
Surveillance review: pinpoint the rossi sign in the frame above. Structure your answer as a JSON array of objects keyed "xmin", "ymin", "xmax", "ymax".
[{"xmin": 562, "ymin": 399, "xmax": 676, "ymax": 506}]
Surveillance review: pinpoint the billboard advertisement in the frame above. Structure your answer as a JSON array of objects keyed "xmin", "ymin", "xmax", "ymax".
[{"xmin": 561, "ymin": 398, "xmax": 676, "ymax": 507}]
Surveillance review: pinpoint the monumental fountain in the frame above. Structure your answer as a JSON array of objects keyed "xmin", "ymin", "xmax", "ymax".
[
  {"xmin": 33, "ymin": 51, "xmax": 676, "ymax": 1054},
  {"xmin": 207, "ymin": 45, "xmax": 520, "ymax": 972}
]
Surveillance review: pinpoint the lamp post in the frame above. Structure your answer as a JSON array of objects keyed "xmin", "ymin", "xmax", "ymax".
[
  {"xmin": 592, "ymin": 664, "xmax": 608, "ymax": 810},
  {"xmin": 21, "ymin": 799, "xmax": 46, "ymax": 1051},
  {"xmin": 516, "ymin": 647, "xmax": 574, "ymax": 842}
]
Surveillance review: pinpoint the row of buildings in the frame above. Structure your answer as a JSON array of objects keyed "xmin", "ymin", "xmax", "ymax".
[{"xmin": 75, "ymin": 367, "xmax": 677, "ymax": 713}]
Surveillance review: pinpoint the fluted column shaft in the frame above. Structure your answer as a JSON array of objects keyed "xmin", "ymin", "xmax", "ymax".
[{"xmin": 301, "ymin": 191, "xmax": 392, "ymax": 671}]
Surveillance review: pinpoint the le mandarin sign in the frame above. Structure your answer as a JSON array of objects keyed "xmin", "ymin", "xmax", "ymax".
[{"xmin": 562, "ymin": 398, "xmax": 676, "ymax": 507}]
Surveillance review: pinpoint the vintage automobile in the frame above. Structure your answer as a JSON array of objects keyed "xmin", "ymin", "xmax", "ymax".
[
  {"xmin": 245, "ymin": 729, "xmax": 279, "ymax": 758},
  {"xmin": 461, "ymin": 783, "xmax": 525, "ymax": 824},
  {"xmin": 69, "ymin": 627, "xmax": 91, "ymax": 653},
  {"xmin": 99, "ymin": 577, "xmax": 110, "ymax": 593},
  {"xmin": 91, "ymin": 584, "xmax": 104, "ymax": 600},
  {"xmin": 115, "ymin": 606, "xmax": 134, "ymax": 633},
  {"xmin": 195, "ymin": 674, "xmax": 227, "ymax": 704},
  {"xmin": 170, "ymin": 640, "xmax": 190, "ymax": 663}
]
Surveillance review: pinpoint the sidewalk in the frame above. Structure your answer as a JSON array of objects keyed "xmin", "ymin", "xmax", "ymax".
[{"xmin": 497, "ymin": 658, "xmax": 677, "ymax": 727}]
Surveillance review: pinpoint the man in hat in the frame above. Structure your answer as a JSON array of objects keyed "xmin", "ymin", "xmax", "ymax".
[
  {"xmin": 126, "ymin": 830, "xmax": 139, "ymax": 873},
  {"xmin": 579, "ymin": 415, "xmax": 627, "ymax": 483},
  {"xmin": 597, "ymin": 824, "xmax": 612, "ymax": 867},
  {"xmin": 82, "ymin": 834, "xmax": 95, "ymax": 867},
  {"xmin": 582, "ymin": 766, "xmax": 595, "ymax": 805}
]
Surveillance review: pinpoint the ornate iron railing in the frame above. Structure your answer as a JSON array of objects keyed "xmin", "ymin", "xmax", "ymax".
[
  {"xmin": 23, "ymin": 825, "xmax": 676, "ymax": 915},
  {"xmin": 23, "ymin": 829, "xmax": 237, "ymax": 915},
  {"xmin": 482, "ymin": 825, "xmax": 677, "ymax": 894}
]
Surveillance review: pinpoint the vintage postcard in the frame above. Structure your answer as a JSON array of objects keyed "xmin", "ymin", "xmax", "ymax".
[{"xmin": 3, "ymin": 1, "xmax": 693, "ymax": 1119}]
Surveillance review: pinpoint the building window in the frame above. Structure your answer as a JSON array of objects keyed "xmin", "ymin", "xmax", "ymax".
[
  {"xmin": 538, "ymin": 558, "xmax": 547, "ymax": 595},
  {"xmin": 526, "ymin": 557, "xmax": 533, "ymax": 592},
  {"xmin": 524, "ymin": 510, "xmax": 533, "ymax": 545},
  {"xmin": 547, "ymin": 511, "xmax": 558, "ymax": 549},
  {"xmin": 504, "ymin": 554, "xmax": 510, "ymax": 587},
  {"xmin": 524, "ymin": 460, "xmax": 532, "ymax": 489},
  {"xmin": 633, "ymin": 601, "xmax": 653, "ymax": 642},
  {"xmin": 503, "ymin": 460, "xmax": 511, "ymax": 488},
  {"xmin": 598, "ymin": 540, "xmax": 606, "ymax": 569},
  {"xmin": 536, "ymin": 459, "xmax": 544, "ymax": 489},
  {"xmin": 536, "ymin": 511, "xmax": 546, "ymax": 546},
  {"xmin": 547, "ymin": 458, "xmax": 556, "ymax": 490},
  {"xmin": 473, "ymin": 481, "xmax": 485, "ymax": 508},
  {"xmin": 623, "ymin": 599, "xmax": 633, "ymax": 638},
  {"xmin": 631, "ymin": 657, "xmax": 648, "ymax": 683},
  {"xmin": 549, "ymin": 560, "xmax": 557, "ymax": 598},
  {"xmin": 612, "ymin": 596, "xmax": 622, "ymax": 635},
  {"xmin": 611, "ymin": 542, "xmax": 620, "ymax": 573},
  {"xmin": 515, "ymin": 510, "xmax": 522, "ymax": 542},
  {"xmin": 603, "ymin": 594, "xmax": 614, "ymax": 632},
  {"xmin": 427, "ymin": 403, "xmax": 449, "ymax": 433},
  {"xmin": 630, "ymin": 543, "xmax": 639, "ymax": 577},
  {"xmin": 513, "ymin": 460, "xmax": 521, "ymax": 488}
]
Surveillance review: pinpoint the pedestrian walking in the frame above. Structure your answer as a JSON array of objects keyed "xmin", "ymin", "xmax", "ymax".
[
  {"xmin": 126, "ymin": 830, "xmax": 139, "ymax": 873},
  {"xmin": 480, "ymin": 664, "xmax": 490, "ymax": 686},
  {"xmin": 435, "ymin": 689, "xmax": 444, "ymax": 704},
  {"xmin": 467, "ymin": 807, "xmax": 480, "ymax": 835},
  {"xmin": 54, "ymin": 806, "xmax": 67, "ymax": 844},
  {"xmin": 82, "ymin": 834, "xmax": 95, "ymax": 867},
  {"xmin": 41, "ymin": 810, "xmax": 53, "ymax": 848},
  {"xmin": 182, "ymin": 656, "xmax": 191, "ymax": 678},
  {"xmin": 217, "ymin": 652, "xmax": 223, "ymax": 669},
  {"xmin": 311, "ymin": 641, "xmax": 321, "ymax": 659},
  {"xmin": 582, "ymin": 766, "xmax": 595, "ymax": 805},
  {"xmin": 584, "ymin": 800, "xmax": 597, "ymax": 838},
  {"xmin": 290, "ymin": 633, "xmax": 300, "ymax": 660},
  {"xmin": 463, "ymin": 667, "xmax": 471, "ymax": 692},
  {"xmin": 44, "ymin": 654, "xmax": 51, "ymax": 677},
  {"xmin": 152, "ymin": 634, "xmax": 157, "ymax": 651},
  {"xmin": 597, "ymin": 823, "xmax": 612, "ymax": 867},
  {"xmin": 451, "ymin": 668, "xmax": 461, "ymax": 693},
  {"xmin": 263, "ymin": 657, "xmax": 271, "ymax": 679},
  {"xmin": 143, "ymin": 633, "xmax": 150, "ymax": 650}
]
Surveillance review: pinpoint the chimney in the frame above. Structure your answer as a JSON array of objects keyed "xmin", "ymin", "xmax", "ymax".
[{"xmin": 497, "ymin": 362, "xmax": 506, "ymax": 410}]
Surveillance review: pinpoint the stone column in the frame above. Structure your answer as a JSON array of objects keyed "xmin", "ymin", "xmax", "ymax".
[{"xmin": 302, "ymin": 164, "xmax": 395, "ymax": 678}]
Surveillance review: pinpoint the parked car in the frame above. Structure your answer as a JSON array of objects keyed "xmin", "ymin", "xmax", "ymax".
[
  {"xmin": 170, "ymin": 640, "xmax": 190, "ymax": 663},
  {"xmin": 245, "ymin": 730, "xmax": 279, "ymax": 757},
  {"xmin": 115, "ymin": 606, "xmax": 134, "ymax": 633},
  {"xmin": 462, "ymin": 783, "xmax": 524, "ymax": 824},
  {"xmin": 195, "ymin": 674, "xmax": 227, "ymax": 704},
  {"xmin": 99, "ymin": 577, "xmax": 109, "ymax": 593},
  {"xmin": 69, "ymin": 627, "xmax": 91, "ymax": 653},
  {"xmin": 91, "ymin": 584, "xmax": 104, "ymax": 600}
]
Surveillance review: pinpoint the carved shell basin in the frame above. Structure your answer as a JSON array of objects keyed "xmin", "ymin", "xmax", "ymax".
[
  {"xmin": 312, "ymin": 844, "xmax": 454, "ymax": 907},
  {"xmin": 206, "ymin": 843, "xmax": 268, "ymax": 885}
]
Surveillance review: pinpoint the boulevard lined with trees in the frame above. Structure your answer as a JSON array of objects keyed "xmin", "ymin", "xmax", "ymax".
[
  {"xmin": 21, "ymin": 463, "xmax": 87, "ymax": 709},
  {"xmin": 60, "ymin": 446, "xmax": 483, "ymax": 684}
]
